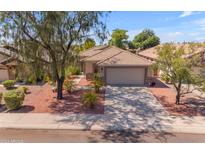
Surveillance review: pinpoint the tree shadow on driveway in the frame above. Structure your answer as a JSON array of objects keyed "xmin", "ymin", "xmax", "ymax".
[{"xmin": 54, "ymin": 86, "xmax": 175, "ymax": 134}]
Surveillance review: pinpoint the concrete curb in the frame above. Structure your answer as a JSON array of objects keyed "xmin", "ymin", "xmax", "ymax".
[{"xmin": 1, "ymin": 123, "xmax": 205, "ymax": 135}]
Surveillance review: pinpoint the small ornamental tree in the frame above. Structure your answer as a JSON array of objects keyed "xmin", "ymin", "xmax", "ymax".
[{"xmin": 156, "ymin": 43, "xmax": 200, "ymax": 104}]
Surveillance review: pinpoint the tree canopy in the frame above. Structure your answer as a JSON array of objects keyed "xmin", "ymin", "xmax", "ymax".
[
  {"xmin": 132, "ymin": 29, "xmax": 160, "ymax": 50},
  {"xmin": 0, "ymin": 11, "xmax": 108, "ymax": 99},
  {"xmin": 156, "ymin": 43, "xmax": 200, "ymax": 104},
  {"xmin": 84, "ymin": 38, "xmax": 96, "ymax": 50},
  {"xmin": 109, "ymin": 29, "xmax": 128, "ymax": 49}
]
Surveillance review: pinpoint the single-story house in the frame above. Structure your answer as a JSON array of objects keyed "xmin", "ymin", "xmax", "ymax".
[
  {"xmin": 138, "ymin": 43, "xmax": 205, "ymax": 63},
  {"xmin": 0, "ymin": 46, "xmax": 18, "ymax": 81},
  {"xmin": 80, "ymin": 46, "xmax": 153, "ymax": 85},
  {"xmin": 138, "ymin": 43, "xmax": 205, "ymax": 76}
]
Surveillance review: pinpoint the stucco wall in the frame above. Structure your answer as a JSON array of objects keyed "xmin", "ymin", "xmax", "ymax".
[{"xmin": 85, "ymin": 62, "xmax": 94, "ymax": 74}]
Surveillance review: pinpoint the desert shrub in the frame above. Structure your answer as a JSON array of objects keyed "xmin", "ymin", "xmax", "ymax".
[
  {"xmin": 43, "ymin": 74, "xmax": 51, "ymax": 83},
  {"xmin": 161, "ymin": 74, "xmax": 171, "ymax": 83},
  {"xmin": 92, "ymin": 74, "xmax": 103, "ymax": 93},
  {"xmin": 81, "ymin": 92, "xmax": 97, "ymax": 108},
  {"xmin": 65, "ymin": 65, "xmax": 81, "ymax": 76},
  {"xmin": 25, "ymin": 74, "xmax": 36, "ymax": 84},
  {"xmin": 2, "ymin": 80, "xmax": 15, "ymax": 89},
  {"xmin": 3, "ymin": 90, "xmax": 25, "ymax": 110},
  {"xmin": 201, "ymin": 82, "xmax": 205, "ymax": 92},
  {"xmin": 15, "ymin": 76, "xmax": 24, "ymax": 82},
  {"xmin": 17, "ymin": 86, "xmax": 29, "ymax": 94},
  {"xmin": 0, "ymin": 92, "xmax": 2, "ymax": 104},
  {"xmin": 63, "ymin": 79, "xmax": 75, "ymax": 93}
]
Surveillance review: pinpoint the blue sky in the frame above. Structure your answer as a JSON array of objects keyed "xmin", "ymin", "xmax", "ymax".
[{"xmin": 105, "ymin": 11, "xmax": 205, "ymax": 43}]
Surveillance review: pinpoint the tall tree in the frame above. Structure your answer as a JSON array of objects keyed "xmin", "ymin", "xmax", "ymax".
[
  {"xmin": 83, "ymin": 38, "xmax": 96, "ymax": 50},
  {"xmin": 156, "ymin": 43, "xmax": 200, "ymax": 104},
  {"xmin": 132, "ymin": 29, "xmax": 160, "ymax": 50},
  {"xmin": 109, "ymin": 29, "xmax": 128, "ymax": 49},
  {"xmin": 0, "ymin": 11, "xmax": 107, "ymax": 99}
]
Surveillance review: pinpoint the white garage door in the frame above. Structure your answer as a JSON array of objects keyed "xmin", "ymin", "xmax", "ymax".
[
  {"xmin": 0, "ymin": 69, "xmax": 9, "ymax": 81},
  {"xmin": 106, "ymin": 67, "xmax": 145, "ymax": 85}
]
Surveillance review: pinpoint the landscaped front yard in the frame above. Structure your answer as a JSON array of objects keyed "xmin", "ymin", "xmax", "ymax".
[
  {"xmin": 0, "ymin": 76, "xmax": 104, "ymax": 114},
  {"xmin": 148, "ymin": 79, "xmax": 205, "ymax": 116}
]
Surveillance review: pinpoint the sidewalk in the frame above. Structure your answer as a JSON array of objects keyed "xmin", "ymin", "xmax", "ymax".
[{"xmin": 1, "ymin": 113, "xmax": 205, "ymax": 134}]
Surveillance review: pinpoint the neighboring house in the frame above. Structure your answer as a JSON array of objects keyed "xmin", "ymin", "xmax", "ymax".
[
  {"xmin": 80, "ymin": 46, "xmax": 153, "ymax": 85},
  {"xmin": 138, "ymin": 43, "xmax": 205, "ymax": 76},
  {"xmin": 0, "ymin": 46, "xmax": 19, "ymax": 81}
]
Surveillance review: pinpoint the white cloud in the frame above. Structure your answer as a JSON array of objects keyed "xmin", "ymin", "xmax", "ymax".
[
  {"xmin": 188, "ymin": 32, "xmax": 200, "ymax": 36},
  {"xmin": 127, "ymin": 29, "xmax": 142, "ymax": 40},
  {"xmin": 193, "ymin": 18, "xmax": 205, "ymax": 30},
  {"xmin": 194, "ymin": 37, "xmax": 205, "ymax": 42},
  {"xmin": 167, "ymin": 32, "xmax": 183, "ymax": 37},
  {"xmin": 179, "ymin": 11, "xmax": 193, "ymax": 18},
  {"xmin": 158, "ymin": 31, "xmax": 184, "ymax": 42}
]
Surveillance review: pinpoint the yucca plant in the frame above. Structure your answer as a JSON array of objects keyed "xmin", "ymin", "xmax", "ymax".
[
  {"xmin": 63, "ymin": 79, "xmax": 75, "ymax": 93},
  {"xmin": 0, "ymin": 92, "xmax": 2, "ymax": 104},
  {"xmin": 81, "ymin": 92, "xmax": 97, "ymax": 108},
  {"xmin": 92, "ymin": 74, "xmax": 103, "ymax": 93}
]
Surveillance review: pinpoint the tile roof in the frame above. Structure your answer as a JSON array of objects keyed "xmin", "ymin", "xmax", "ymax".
[
  {"xmin": 82, "ymin": 45, "xmax": 152, "ymax": 66},
  {"xmin": 97, "ymin": 46, "xmax": 153, "ymax": 66},
  {"xmin": 79, "ymin": 45, "xmax": 109, "ymax": 58},
  {"xmin": 138, "ymin": 43, "xmax": 205, "ymax": 60},
  {"xmin": 82, "ymin": 46, "xmax": 123, "ymax": 62}
]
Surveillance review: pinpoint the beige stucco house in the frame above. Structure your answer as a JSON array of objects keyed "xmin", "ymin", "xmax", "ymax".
[
  {"xmin": 138, "ymin": 43, "xmax": 205, "ymax": 76},
  {"xmin": 80, "ymin": 46, "xmax": 153, "ymax": 85},
  {"xmin": 0, "ymin": 46, "xmax": 18, "ymax": 81}
]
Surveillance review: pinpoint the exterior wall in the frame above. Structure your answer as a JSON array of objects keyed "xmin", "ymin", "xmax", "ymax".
[
  {"xmin": 104, "ymin": 66, "xmax": 147, "ymax": 85},
  {"xmin": 147, "ymin": 66, "xmax": 160, "ymax": 77},
  {"xmin": 8, "ymin": 66, "xmax": 16, "ymax": 80},
  {"xmin": 147, "ymin": 67, "xmax": 153, "ymax": 77},
  {"xmin": 0, "ymin": 54, "xmax": 8, "ymax": 61},
  {"xmin": 0, "ymin": 69, "xmax": 9, "ymax": 81},
  {"xmin": 84, "ymin": 62, "xmax": 94, "ymax": 74}
]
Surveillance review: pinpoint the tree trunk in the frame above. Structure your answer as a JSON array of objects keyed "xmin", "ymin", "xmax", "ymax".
[
  {"xmin": 57, "ymin": 76, "xmax": 64, "ymax": 99},
  {"xmin": 175, "ymin": 91, "xmax": 181, "ymax": 105},
  {"xmin": 175, "ymin": 81, "xmax": 182, "ymax": 105}
]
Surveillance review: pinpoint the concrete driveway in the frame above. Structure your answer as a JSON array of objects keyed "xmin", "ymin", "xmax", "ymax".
[
  {"xmin": 105, "ymin": 86, "xmax": 167, "ymax": 116},
  {"xmin": 94, "ymin": 86, "xmax": 169, "ymax": 131}
]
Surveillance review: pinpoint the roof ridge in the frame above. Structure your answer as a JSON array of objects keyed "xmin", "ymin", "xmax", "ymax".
[
  {"xmin": 111, "ymin": 46, "xmax": 152, "ymax": 64},
  {"xmin": 81, "ymin": 46, "xmax": 111, "ymax": 61},
  {"xmin": 97, "ymin": 47, "xmax": 125, "ymax": 65}
]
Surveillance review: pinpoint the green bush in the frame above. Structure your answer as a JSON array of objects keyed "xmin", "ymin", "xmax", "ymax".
[
  {"xmin": 202, "ymin": 82, "xmax": 205, "ymax": 92},
  {"xmin": 17, "ymin": 86, "xmax": 29, "ymax": 94},
  {"xmin": 2, "ymin": 80, "xmax": 15, "ymax": 89},
  {"xmin": 63, "ymin": 79, "xmax": 75, "ymax": 93},
  {"xmin": 3, "ymin": 90, "xmax": 25, "ymax": 110},
  {"xmin": 0, "ymin": 92, "xmax": 2, "ymax": 104},
  {"xmin": 92, "ymin": 74, "xmax": 103, "ymax": 93},
  {"xmin": 161, "ymin": 74, "xmax": 171, "ymax": 83},
  {"xmin": 66, "ymin": 65, "xmax": 81, "ymax": 76},
  {"xmin": 43, "ymin": 74, "xmax": 51, "ymax": 83},
  {"xmin": 81, "ymin": 92, "xmax": 97, "ymax": 108},
  {"xmin": 25, "ymin": 75, "xmax": 36, "ymax": 84}
]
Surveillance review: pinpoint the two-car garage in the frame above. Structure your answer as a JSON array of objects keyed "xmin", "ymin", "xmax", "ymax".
[
  {"xmin": 105, "ymin": 67, "xmax": 147, "ymax": 85},
  {"xmin": 80, "ymin": 46, "xmax": 153, "ymax": 85}
]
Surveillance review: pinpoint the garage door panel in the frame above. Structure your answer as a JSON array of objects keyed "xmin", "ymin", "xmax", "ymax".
[
  {"xmin": 106, "ymin": 67, "xmax": 145, "ymax": 85},
  {"xmin": 0, "ymin": 69, "xmax": 9, "ymax": 81}
]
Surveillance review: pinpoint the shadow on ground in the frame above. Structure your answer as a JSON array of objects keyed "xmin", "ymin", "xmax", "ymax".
[
  {"xmin": 89, "ymin": 130, "xmax": 175, "ymax": 143},
  {"xmin": 55, "ymin": 86, "xmax": 175, "ymax": 133},
  {"xmin": 0, "ymin": 105, "xmax": 35, "ymax": 113}
]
